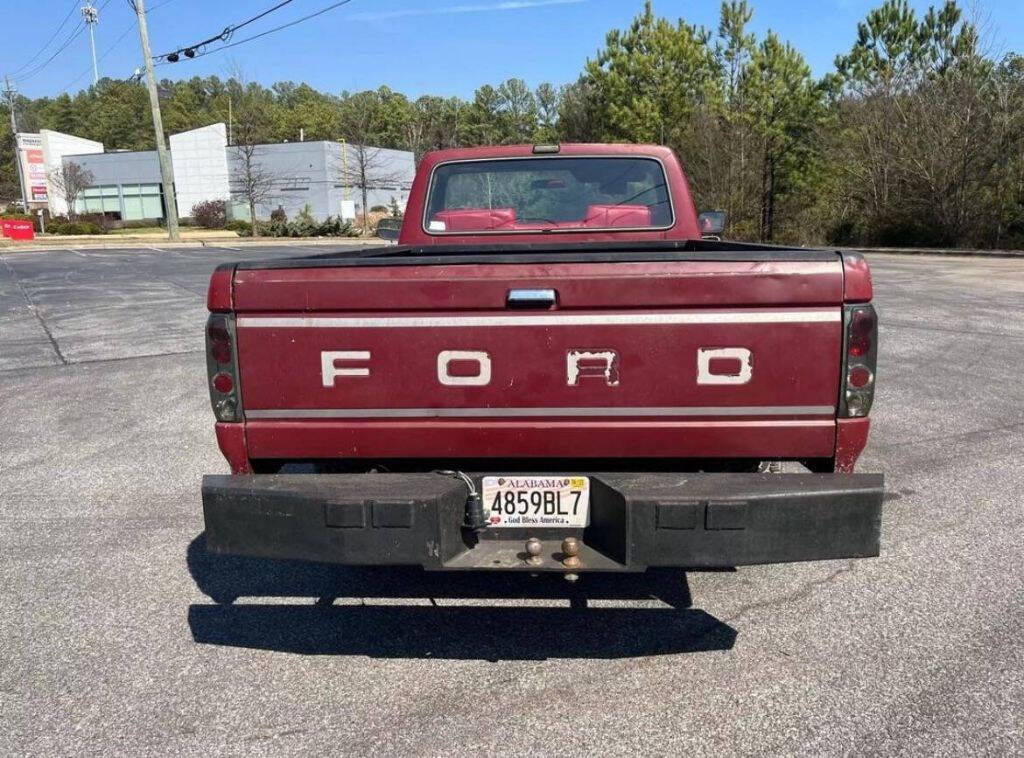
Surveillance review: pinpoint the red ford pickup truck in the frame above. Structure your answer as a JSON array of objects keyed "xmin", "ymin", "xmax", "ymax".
[{"xmin": 202, "ymin": 143, "xmax": 882, "ymax": 577}]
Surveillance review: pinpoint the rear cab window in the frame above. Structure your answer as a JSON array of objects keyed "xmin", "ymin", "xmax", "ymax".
[{"xmin": 423, "ymin": 156, "xmax": 674, "ymax": 235}]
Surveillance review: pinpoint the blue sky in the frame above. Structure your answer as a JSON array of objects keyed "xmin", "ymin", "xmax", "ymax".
[{"xmin": 3, "ymin": 0, "xmax": 1022, "ymax": 99}]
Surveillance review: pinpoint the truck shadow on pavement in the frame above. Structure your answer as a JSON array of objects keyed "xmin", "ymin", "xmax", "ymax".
[{"xmin": 186, "ymin": 534, "xmax": 737, "ymax": 660}]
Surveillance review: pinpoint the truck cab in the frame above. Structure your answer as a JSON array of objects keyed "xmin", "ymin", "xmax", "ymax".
[{"xmin": 202, "ymin": 144, "xmax": 882, "ymax": 576}]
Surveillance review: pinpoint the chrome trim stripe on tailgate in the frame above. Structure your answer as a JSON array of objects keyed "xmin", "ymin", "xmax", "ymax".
[
  {"xmin": 245, "ymin": 406, "xmax": 835, "ymax": 419},
  {"xmin": 236, "ymin": 310, "xmax": 840, "ymax": 329}
]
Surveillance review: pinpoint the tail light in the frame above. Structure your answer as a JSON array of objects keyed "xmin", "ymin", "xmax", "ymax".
[
  {"xmin": 840, "ymin": 304, "xmax": 877, "ymax": 418},
  {"xmin": 206, "ymin": 313, "xmax": 242, "ymax": 422}
]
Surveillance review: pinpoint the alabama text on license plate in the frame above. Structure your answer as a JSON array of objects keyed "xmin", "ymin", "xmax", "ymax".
[{"xmin": 482, "ymin": 476, "xmax": 590, "ymax": 528}]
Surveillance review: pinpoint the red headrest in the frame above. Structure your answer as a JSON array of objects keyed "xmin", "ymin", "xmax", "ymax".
[
  {"xmin": 584, "ymin": 204, "xmax": 651, "ymax": 228},
  {"xmin": 432, "ymin": 208, "xmax": 515, "ymax": 231}
]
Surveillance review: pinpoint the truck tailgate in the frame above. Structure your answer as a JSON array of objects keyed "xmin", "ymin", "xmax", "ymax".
[{"xmin": 231, "ymin": 252, "xmax": 844, "ymax": 460}]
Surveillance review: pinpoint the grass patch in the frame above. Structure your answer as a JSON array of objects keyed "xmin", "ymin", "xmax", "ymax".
[{"xmin": 108, "ymin": 226, "xmax": 165, "ymax": 235}]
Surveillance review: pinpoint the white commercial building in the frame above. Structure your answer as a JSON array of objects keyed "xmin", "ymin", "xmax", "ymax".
[
  {"xmin": 12, "ymin": 130, "xmax": 103, "ymax": 215},
  {"xmin": 168, "ymin": 124, "xmax": 231, "ymax": 214},
  {"xmin": 13, "ymin": 122, "xmax": 414, "ymax": 223}
]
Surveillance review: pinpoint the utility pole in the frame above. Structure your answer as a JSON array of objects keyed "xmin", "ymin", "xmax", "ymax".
[
  {"xmin": 132, "ymin": 0, "xmax": 180, "ymax": 241},
  {"xmin": 82, "ymin": 4, "xmax": 100, "ymax": 85},
  {"xmin": 3, "ymin": 75, "xmax": 28, "ymax": 212}
]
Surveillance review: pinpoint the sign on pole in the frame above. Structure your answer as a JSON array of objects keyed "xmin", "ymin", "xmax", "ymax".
[{"xmin": 15, "ymin": 133, "xmax": 48, "ymax": 205}]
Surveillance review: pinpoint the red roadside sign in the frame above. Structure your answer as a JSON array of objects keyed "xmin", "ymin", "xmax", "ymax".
[{"xmin": 1, "ymin": 219, "xmax": 35, "ymax": 240}]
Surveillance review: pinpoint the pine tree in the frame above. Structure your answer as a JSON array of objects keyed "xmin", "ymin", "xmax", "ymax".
[{"xmin": 741, "ymin": 32, "xmax": 824, "ymax": 241}]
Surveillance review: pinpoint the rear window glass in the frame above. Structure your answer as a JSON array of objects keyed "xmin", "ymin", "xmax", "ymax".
[{"xmin": 424, "ymin": 156, "xmax": 672, "ymax": 234}]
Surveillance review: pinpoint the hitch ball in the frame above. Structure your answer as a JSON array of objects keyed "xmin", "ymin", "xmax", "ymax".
[
  {"xmin": 561, "ymin": 537, "xmax": 581, "ymax": 569},
  {"xmin": 525, "ymin": 537, "xmax": 543, "ymax": 566}
]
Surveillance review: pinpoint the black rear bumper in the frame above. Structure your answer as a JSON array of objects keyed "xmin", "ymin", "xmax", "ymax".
[{"xmin": 201, "ymin": 472, "xmax": 883, "ymax": 571}]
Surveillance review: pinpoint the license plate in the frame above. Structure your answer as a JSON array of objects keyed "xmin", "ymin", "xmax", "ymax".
[{"xmin": 482, "ymin": 476, "xmax": 590, "ymax": 528}]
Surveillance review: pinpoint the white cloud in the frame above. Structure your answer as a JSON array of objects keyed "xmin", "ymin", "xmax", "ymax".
[{"xmin": 351, "ymin": 0, "xmax": 586, "ymax": 23}]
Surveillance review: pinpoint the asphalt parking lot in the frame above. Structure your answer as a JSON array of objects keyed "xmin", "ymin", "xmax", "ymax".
[{"xmin": 2, "ymin": 244, "xmax": 1022, "ymax": 756}]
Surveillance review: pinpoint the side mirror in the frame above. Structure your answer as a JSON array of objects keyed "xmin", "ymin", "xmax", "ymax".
[
  {"xmin": 698, "ymin": 211, "xmax": 727, "ymax": 239},
  {"xmin": 376, "ymin": 220, "xmax": 401, "ymax": 242}
]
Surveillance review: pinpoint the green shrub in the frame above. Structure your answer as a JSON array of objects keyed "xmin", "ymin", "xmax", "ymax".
[
  {"xmin": 238, "ymin": 213, "xmax": 356, "ymax": 238},
  {"xmin": 49, "ymin": 221, "xmax": 102, "ymax": 235},
  {"xmin": 259, "ymin": 219, "xmax": 288, "ymax": 237},
  {"xmin": 75, "ymin": 213, "xmax": 113, "ymax": 231},
  {"xmin": 225, "ymin": 219, "xmax": 252, "ymax": 235},
  {"xmin": 270, "ymin": 206, "xmax": 288, "ymax": 223},
  {"xmin": 289, "ymin": 216, "xmax": 318, "ymax": 237},
  {"xmin": 266, "ymin": 204, "xmax": 313, "ymax": 237},
  {"xmin": 316, "ymin": 216, "xmax": 358, "ymax": 237},
  {"xmin": 258, "ymin": 219, "xmax": 294, "ymax": 238}
]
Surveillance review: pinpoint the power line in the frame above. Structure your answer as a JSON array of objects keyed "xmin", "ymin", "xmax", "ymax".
[
  {"xmin": 148, "ymin": 1, "xmax": 179, "ymax": 16},
  {"xmin": 218, "ymin": 0, "xmax": 299, "ymax": 35},
  {"xmin": 60, "ymin": 0, "xmax": 177, "ymax": 92},
  {"xmin": 153, "ymin": 0, "xmax": 297, "ymax": 62},
  {"xmin": 10, "ymin": 22, "xmax": 86, "ymax": 83},
  {"xmin": 12, "ymin": 0, "xmax": 114, "ymax": 84},
  {"xmin": 6, "ymin": 1, "xmax": 79, "ymax": 76},
  {"xmin": 61, "ymin": 27, "xmax": 135, "ymax": 92},
  {"xmin": 156, "ymin": 0, "xmax": 354, "ymax": 65}
]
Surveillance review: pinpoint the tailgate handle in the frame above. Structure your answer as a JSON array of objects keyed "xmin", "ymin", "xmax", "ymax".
[{"xmin": 507, "ymin": 288, "xmax": 557, "ymax": 309}]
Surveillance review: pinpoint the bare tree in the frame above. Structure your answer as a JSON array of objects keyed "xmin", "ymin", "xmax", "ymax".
[
  {"xmin": 230, "ymin": 141, "xmax": 279, "ymax": 236},
  {"xmin": 49, "ymin": 162, "xmax": 93, "ymax": 219},
  {"xmin": 226, "ymin": 71, "xmax": 280, "ymax": 236},
  {"xmin": 334, "ymin": 143, "xmax": 405, "ymax": 236},
  {"xmin": 334, "ymin": 90, "xmax": 408, "ymax": 234}
]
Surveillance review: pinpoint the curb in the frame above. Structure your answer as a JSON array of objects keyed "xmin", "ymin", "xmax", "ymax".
[
  {"xmin": 849, "ymin": 247, "xmax": 1024, "ymax": 259},
  {"xmin": 0, "ymin": 237, "xmax": 378, "ymax": 253},
  {"xmin": 3, "ymin": 239, "xmax": 1022, "ymax": 258}
]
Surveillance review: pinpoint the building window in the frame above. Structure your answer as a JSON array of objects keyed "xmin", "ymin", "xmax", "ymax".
[
  {"xmin": 120, "ymin": 183, "xmax": 164, "ymax": 220},
  {"xmin": 78, "ymin": 185, "xmax": 120, "ymax": 215}
]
